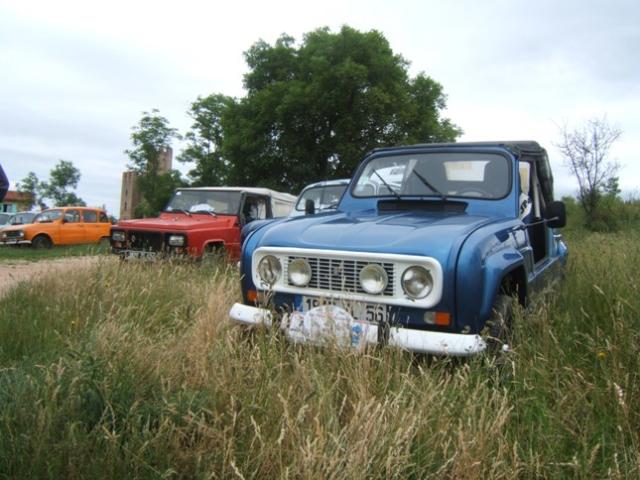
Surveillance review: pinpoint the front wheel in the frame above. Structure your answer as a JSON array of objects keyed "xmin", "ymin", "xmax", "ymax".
[{"xmin": 32, "ymin": 235, "xmax": 53, "ymax": 249}]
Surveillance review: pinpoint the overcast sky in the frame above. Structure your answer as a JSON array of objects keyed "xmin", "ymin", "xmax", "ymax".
[{"xmin": 1, "ymin": 0, "xmax": 638, "ymax": 215}]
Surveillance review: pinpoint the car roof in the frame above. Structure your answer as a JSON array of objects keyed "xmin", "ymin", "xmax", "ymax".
[
  {"xmin": 41, "ymin": 206, "xmax": 105, "ymax": 212},
  {"xmin": 371, "ymin": 140, "xmax": 545, "ymax": 155},
  {"xmin": 299, "ymin": 179, "xmax": 350, "ymax": 191},
  {"xmin": 177, "ymin": 186, "xmax": 296, "ymax": 202}
]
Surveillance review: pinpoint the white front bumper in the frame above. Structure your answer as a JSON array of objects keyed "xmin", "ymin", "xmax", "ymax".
[{"xmin": 229, "ymin": 303, "xmax": 486, "ymax": 357}]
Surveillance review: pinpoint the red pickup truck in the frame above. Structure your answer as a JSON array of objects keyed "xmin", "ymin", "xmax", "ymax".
[{"xmin": 110, "ymin": 187, "xmax": 296, "ymax": 261}]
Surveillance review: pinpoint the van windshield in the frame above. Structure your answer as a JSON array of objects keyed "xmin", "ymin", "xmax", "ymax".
[{"xmin": 165, "ymin": 190, "xmax": 242, "ymax": 215}]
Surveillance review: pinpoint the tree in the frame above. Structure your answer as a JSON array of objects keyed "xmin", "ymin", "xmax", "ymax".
[
  {"xmin": 40, "ymin": 160, "xmax": 86, "ymax": 207},
  {"xmin": 125, "ymin": 109, "xmax": 183, "ymax": 217},
  {"xmin": 185, "ymin": 26, "xmax": 461, "ymax": 193},
  {"xmin": 16, "ymin": 171, "xmax": 41, "ymax": 209},
  {"xmin": 556, "ymin": 117, "xmax": 622, "ymax": 225},
  {"xmin": 178, "ymin": 94, "xmax": 233, "ymax": 186}
]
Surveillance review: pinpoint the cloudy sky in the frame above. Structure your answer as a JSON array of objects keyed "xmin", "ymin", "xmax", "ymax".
[{"xmin": 1, "ymin": 0, "xmax": 638, "ymax": 215}]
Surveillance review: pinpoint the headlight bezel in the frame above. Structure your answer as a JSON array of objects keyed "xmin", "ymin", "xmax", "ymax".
[
  {"xmin": 288, "ymin": 258, "xmax": 312, "ymax": 287},
  {"xmin": 401, "ymin": 265, "xmax": 434, "ymax": 299},
  {"xmin": 359, "ymin": 263, "xmax": 388, "ymax": 295},
  {"xmin": 168, "ymin": 234, "xmax": 186, "ymax": 247},
  {"xmin": 111, "ymin": 230, "xmax": 126, "ymax": 242},
  {"xmin": 257, "ymin": 255, "xmax": 282, "ymax": 286},
  {"xmin": 251, "ymin": 247, "xmax": 442, "ymax": 309}
]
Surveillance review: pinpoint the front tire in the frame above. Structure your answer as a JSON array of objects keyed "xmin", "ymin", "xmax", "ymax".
[
  {"xmin": 32, "ymin": 235, "xmax": 53, "ymax": 249},
  {"xmin": 487, "ymin": 294, "xmax": 513, "ymax": 351}
]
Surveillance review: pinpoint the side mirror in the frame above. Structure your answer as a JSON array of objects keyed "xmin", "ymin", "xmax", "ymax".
[
  {"xmin": 305, "ymin": 199, "xmax": 316, "ymax": 215},
  {"xmin": 545, "ymin": 201, "xmax": 566, "ymax": 228}
]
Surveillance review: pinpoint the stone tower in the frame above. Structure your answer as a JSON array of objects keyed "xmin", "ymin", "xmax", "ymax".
[{"xmin": 119, "ymin": 147, "xmax": 173, "ymax": 220}]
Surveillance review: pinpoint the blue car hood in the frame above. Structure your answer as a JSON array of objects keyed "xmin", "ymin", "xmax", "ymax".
[{"xmin": 257, "ymin": 210, "xmax": 499, "ymax": 264}]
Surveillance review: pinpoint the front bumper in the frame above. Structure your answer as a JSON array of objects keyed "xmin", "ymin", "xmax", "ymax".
[
  {"xmin": 229, "ymin": 303, "xmax": 486, "ymax": 356},
  {"xmin": 0, "ymin": 239, "xmax": 30, "ymax": 245}
]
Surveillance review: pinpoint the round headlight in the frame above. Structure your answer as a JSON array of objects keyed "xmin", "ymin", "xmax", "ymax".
[
  {"xmin": 288, "ymin": 258, "xmax": 312, "ymax": 287},
  {"xmin": 168, "ymin": 234, "xmax": 185, "ymax": 246},
  {"xmin": 359, "ymin": 264, "xmax": 388, "ymax": 295},
  {"xmin": 111, "ymin": 230, "xmax": 125, "ymax": 242},
  {"xmin": 257, "ymin": 255, "xmax": 281, "ymax": 286},
  {"xmin": 401, "ymin": 266, "xmax": 433, "ymax": 299}
]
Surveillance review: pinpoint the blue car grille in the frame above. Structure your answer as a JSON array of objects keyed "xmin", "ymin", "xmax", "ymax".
[{"xmin": 285, "ymin": 256, "xmax": 395, "ymax": 296}]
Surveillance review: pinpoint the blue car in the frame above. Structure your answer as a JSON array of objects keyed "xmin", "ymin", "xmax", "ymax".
[{"xmin": 230, "ymin": 141, "xmax": 568, "ymax": 356}]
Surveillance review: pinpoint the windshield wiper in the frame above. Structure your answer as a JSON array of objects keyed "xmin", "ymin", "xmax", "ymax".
[
  {"xmin": 373, "ymin": 171, "xmax": 401, "ymax": 201},
  {"xmin": 195, "ymin": 210, "xmax": 217, "ymax": 217},
  {"xmin": 410, "ymin": 170, "xmax": 447, "ymax": 201},
  {"xmin": 175, "ymin": 208, "xmax": 192, "ymax": 217}
]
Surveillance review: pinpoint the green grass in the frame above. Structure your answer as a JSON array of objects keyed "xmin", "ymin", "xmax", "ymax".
[
  {"xmin": 0, "ymin": 223, "xmax": 638, "ymax": 478},
  {"xmin": 0, "ymin": 243, "xmax": 109, "ymax": 263}
]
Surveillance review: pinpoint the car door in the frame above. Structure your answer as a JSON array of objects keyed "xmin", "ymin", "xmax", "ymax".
[
  {"xmin": 241, "ymin": 195, "xmax": 269, "ymax": 223},
  {"xmin": 526, "ymin": 162, "xmax": 561, "ymax": 294},
  {"xmin": 81, "ymin": 209, "xmax": 101, "ymax": 243},
  {"xmin": 60, "ymin": 209, "xmax": 85, "ymax": 244}
]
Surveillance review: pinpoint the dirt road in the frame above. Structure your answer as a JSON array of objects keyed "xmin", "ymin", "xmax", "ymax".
[{"xmin": 0, "ymin": 256, "xmax": 104, "ymax": 298}]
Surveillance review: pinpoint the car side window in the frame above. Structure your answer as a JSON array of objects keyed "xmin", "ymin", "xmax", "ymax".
[
  {"xmin": 64, "ymin": 210, "xmax": 81, "ymax": 223},
  {"xmin": 99, "ymin": 212, "xmax": 109, "ymax": 223},
  {"xmin": 83, "ymin": 210, "xmax": 97, "ymax": 223},
  {"xmin": 243, "ymin": 196, "xmax": 268, "ymax": 222}
]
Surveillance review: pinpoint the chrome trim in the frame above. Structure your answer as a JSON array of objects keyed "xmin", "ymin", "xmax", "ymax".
[
  {"xmin": 228, "ymin": 303, "xmax": 485, "ymax": 356},
  {"xmin": 251, "ymin": 247, "xmax": 443, "ymax": 309}
]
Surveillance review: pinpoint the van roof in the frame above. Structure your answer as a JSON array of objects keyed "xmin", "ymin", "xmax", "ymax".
[{"xmin": 178, "ymin": 186, "xmax": 296, "ymax": 203}]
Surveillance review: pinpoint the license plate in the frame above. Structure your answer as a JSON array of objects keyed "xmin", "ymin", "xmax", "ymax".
[
  {"xmin": 298, "ymin": 295, "xmax": 388, "ymax": 324},
  {"xmin": 123, "ymin": 250, "xmax": 157, "ymax": 260}
]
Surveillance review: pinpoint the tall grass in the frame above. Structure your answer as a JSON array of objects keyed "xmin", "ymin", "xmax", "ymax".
[{"xmin": 0, "ymin": 227, "xmax": 638, "ymax": 478}]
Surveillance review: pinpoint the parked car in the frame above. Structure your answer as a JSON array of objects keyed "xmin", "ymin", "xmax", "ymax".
[
  {"xmin": 230, "ymin": 141, "xmax": 568, "ymax": 356},
  {"xmin": 110, "ymin": 187, "xmax": 296, "ymax": 261},
  {"xmin": 5, "ymin": 211, "xmax": 37, "ymax": 226},
  {"xmin": 241, "ymin": 179, "xmax": 351, "ymax": 245},
  {"xmin": 0, "ymin": 213, "xmax": 10, "ymax": 225},
  {"xmin": 290, "ymin": 179, "xmax": 350, "ymax": 217},
  {"xmin": 0, "ymin": 207, "xmax": 111, "ymax": 248}
]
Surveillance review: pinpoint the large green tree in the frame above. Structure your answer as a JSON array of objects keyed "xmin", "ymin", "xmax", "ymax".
[
  {"xmin": 40, "ymin": 160, "xmax": 85, "ymax": 207},
  {"xmin": 178, "ymin": 94, "xmax": 233, "ymax": 186},
  {"xmin": 187, "ymin": 26, "xmax": 460, "ymax": 192},
  {"xmin": 125, "ymin": 109, "xmax": 183, "ymax": 217}
]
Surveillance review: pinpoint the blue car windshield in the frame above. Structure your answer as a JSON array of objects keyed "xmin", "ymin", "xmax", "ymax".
[{"xmin": 352, "ymin": 152, "xmax": 510, "ymax": 200}]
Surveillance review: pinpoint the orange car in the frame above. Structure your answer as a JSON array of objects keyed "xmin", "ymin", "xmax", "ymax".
[{"xmin": 0, "ymin": 207, "xmax": 111, "ymax": 248}]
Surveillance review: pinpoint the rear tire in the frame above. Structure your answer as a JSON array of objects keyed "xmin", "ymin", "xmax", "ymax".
[{"xmin": 32, "ymin": 235, "xmax": 53, "ymax": 249}]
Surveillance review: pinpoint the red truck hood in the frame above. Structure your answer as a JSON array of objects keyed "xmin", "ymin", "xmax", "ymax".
[{"xmin": 115, "ymin": 212, "xmax": 238, "ymax": 231}]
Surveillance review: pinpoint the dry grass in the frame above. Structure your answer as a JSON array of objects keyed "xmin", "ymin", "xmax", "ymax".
[{"xmin": 0, "ymin": 227, "xmax": 639, "ymax": 478}]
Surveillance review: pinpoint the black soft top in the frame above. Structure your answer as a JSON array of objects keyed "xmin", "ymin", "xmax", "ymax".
[{"xmin": 370, "ymin": 141, "xmax": 555, "ymax": 205}]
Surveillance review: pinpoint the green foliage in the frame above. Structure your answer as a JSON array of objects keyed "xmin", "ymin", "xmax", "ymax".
[
  {"xmin": 19, "ymin": 161, "xmax": 85, "ymax": 208},
  {"xmin": 126, "ymin": 110, "xmax": 183, "ymax": 216},
  {"xmin": 1, "ymin": 228, "xmax": 639, "ymax": 477},
  {"xmin": 16, "ymin": 171, "xmax": 40, "ymax": 209},
  {"xmin": 183, "ymin": 26, "xmax": 461, "ymax": 192},
  {"xmin": 133, "ymin": 170, "xmax": 184, "ymax": 218},
  {"xmin": 178, "ymin": 94, "xmax": 233, "ymax": 186}
]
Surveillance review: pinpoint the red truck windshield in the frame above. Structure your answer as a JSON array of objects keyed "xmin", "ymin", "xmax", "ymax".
[{"xmin": 165, "ymin": 190, "xmax": 242, "ymax": 215}]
